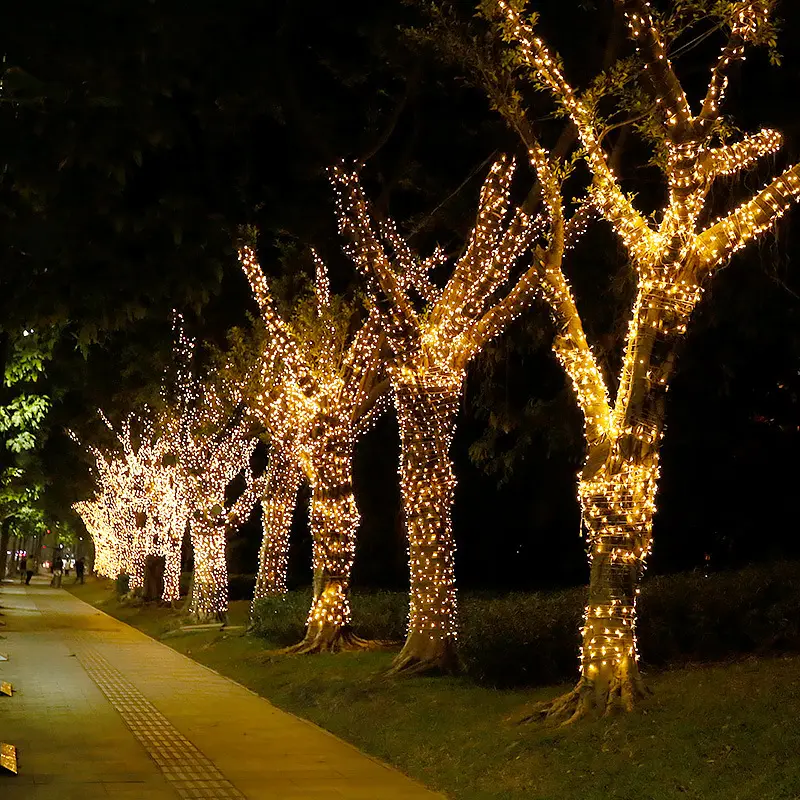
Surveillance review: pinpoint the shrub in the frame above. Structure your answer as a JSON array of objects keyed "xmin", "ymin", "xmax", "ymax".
[{"xmin": 249, "ymin": 561, "xmax": 800, "ymax": 688}]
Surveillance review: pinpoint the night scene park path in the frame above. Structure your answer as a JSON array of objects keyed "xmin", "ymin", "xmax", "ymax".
[{"xmin": 0, "ymin": 578, "xmax": 444, "ymax": 800}]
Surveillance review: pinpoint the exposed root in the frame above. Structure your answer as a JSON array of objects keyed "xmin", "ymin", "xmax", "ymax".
[
  {"xmin": 386, "ymin": 636, "xmax": 459, "ymax": 677},
  {"xmin": 187, "ymin": 610, "xmax": 229, "ymax": 626},
  {"xmin": 277, "ymin": 625, "xmax": 392, "ymax": 655},
  {"xmin": 511, "ymin": 666, "xmax": 651, "ymax": 726}
]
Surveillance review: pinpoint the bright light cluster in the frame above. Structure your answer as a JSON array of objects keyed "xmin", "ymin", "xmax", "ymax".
[
  {"xmin": 496, "ymin": 0, "xmax": 800, "ymax": 685},
  {"xmin": 329, "ymin": 156, "xmax": 551, "ymax": 665},
  {"xmin": 159, "ymin": 324, "xmax": 263, "ymax": 622},
  {"xmin": 238, "ymin": 244, "xmax": 386, "ymax": 647},
  {"xmin": 74, "ymin": 321, "xmax": 263, "ymax": 622},
  {"xmin": 72, "ymin": 413, "xmax": 187, "ymax": 602}
]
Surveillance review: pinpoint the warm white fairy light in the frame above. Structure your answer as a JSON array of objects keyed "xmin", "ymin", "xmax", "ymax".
[
  {"xmin": 239, "ymin": 242, "xmax": 387, "ymax": 651},
  {"xmin": 330, "ymin": 154, "xmax": 566, "ymax": 671},
  {"xmin": 159, "ymin": 322, "xmax": 262, "ymax": 623},
  {"xmin": 495, "ymin": 0, "xmax": 800, "ymax": 716},
  {"xmin": 72, "ymin": 411, "xmax": 189, "ymax": 603}
]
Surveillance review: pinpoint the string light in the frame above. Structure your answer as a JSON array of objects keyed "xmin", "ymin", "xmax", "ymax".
[
  {"xmin": 238, "ymin": 243, "xmax": 388, "ymax": 651},
  {"xmin": 494, "ymin": 0, "xmax": 800, "ymax": 719},
  {"xmin": 330, "ymin": 154, "xmax": 564, "ymax": 671}
]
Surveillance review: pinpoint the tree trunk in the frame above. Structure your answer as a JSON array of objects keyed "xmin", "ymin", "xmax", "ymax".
[
  {"xmin": 284, "ymin": 424, "xmax": 371, "ymax": 653},
  {"xmin": 388, "ymin": 371, "xmax": 460, "ymax": 675},
  {"xmin": 188, "ymin": 522, "xmax": 229, "ymax": 624},
  {"xmin": 161, "ymin": 536, "xmax": 182, "ymax": 603},
  {"xmin": 250, "ymin": 450, "xmax": 302, "ymax": 619},
  {"xmin": 524, "ymin": 284, "xmax": 690, "ymax": 723}
]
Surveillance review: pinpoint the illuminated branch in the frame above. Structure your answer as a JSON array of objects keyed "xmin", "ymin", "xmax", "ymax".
[
  {"xmin": 694, "ymin": 162, "xmax": 800, "ymax": 277},
  {"xmin": 238, "ymin": 244, "xmax": 314, "ymax": 386},
  {"xmin": 331, "ymin": 166, "xmax": 420, "ymax": 344},
  {"xmin": 495, "ymin": 0, "xmax": 658, "ymax": 264},
  {"xmin": 706, "ymin": 128, "xmax": 783, "ymax": 179},
  {"xmin": 697, "ymin": 1, "xmax": 772, "ymax": 134},
  {"xmin": 617, "ymin": 0, "xmax": 692, "ymax": 138}
]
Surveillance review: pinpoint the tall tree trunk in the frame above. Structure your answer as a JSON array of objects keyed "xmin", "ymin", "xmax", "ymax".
[
  {"xmin": 285, "ymin": 423, "xmax": 370, "ymax": 653},
  {"xmin": 188, "ymin": 521, "xmax": 228, "ymax": 623},
  {"xmin": 525, "ymin": 284, "xmax": 689, "ymax": 723},
  {"xmin": 389, "ymin": 371, "xmax": 459, "ymax": 674},
  {"xmin": 250, "ymin": 450, "xmax": 302, "ymax": 619}
]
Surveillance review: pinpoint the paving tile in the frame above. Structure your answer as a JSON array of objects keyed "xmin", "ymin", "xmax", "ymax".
[{"xmin": 0, "ymin": 580, "xmax": 444, "ymax": 800}]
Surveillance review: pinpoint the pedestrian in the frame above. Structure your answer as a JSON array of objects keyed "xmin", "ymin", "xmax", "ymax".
[
  {"xmin": 75, "ymin": 557, "xmax": 85, "ymax": 585},
  {"xmin": 51, "ymin": 554, "xmax": 64, "ymax": 588},
  {"xmin": 19, "ymin": 556, "xmax": 27, "ymax": 583},
  {"xmin": 25, "ymin": 561, "xmax": 35, "ymax": 585}
]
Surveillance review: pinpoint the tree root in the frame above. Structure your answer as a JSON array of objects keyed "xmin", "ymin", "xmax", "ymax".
[
  {"xmin": 276, "ymin": 625, "xmax": 394, "ymax": 655},
  {"xmin": 386, "ymin": 639, "xmax": 459, "ymax": 677},
  {"xmin": 511, "ymin": 668, "xmax": 651, "ymax": 726}
]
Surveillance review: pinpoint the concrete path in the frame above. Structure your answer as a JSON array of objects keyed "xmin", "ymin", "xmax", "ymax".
[{"xmin": 0, "ymin": 579, "xmax": 444, "ymax": 799}]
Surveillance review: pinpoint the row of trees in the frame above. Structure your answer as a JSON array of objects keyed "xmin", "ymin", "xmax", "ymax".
[{"xmin": 69, "ymin": 0, "xmax": 800, "ymax": 721}]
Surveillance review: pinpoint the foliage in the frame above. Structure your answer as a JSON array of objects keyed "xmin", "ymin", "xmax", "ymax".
[{"xmin": 251, "ymin": 561, "xmax": 800, "ymax": 687}]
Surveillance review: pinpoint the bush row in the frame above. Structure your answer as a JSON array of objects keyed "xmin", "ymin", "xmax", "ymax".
[{"xmin": 250, "ymin": 562, "xmax": 800, "ymax": 687}]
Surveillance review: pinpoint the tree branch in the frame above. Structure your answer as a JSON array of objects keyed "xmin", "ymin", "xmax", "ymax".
[
  {"xmin": 693, "ymin": 161, "xmax": 800, "ymax": 280},
  {"xmin": 615, "ymin": 0, "xmax": 693, "ymax": 140},
  {"xmin": 495, "ymin": 0, "xmax": 658, "ymax": 266}
]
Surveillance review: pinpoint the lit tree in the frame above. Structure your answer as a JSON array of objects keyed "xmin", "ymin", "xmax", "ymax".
[
  {"xmin": 160, "ymin": 325, "xmax": 262, "ymax": 624},
  {"xmin": 239, "ymin": 244, "xmax": 388, "ymax": 652},
  {"xmin": 71, "ymin": 412, "xmax": 187, "ymax": 602},
  {"xmin": 330, "ymin": 154, "xmax": 575, "ymax": 672},
  {"xmin": 488, "ymin": 0, "xmax": 800, "ymax": 720},
  {"xmin": 73, "ymin": 497, "xmax": 118, "ymax": 578}
]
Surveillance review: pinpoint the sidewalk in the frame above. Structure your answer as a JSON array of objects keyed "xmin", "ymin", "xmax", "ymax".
[{"xmin": 0, "ymin": 579, "xmax": 445, "ymax": 800}]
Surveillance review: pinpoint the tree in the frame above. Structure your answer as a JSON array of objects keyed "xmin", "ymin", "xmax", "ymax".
[
  {"xmin": 487, "ymin": 0, "xmax": 800, "ymax": 721},
  {"xmin": 159, "ymin": 323, "xmax": 263, "ymax": 623},
  {"xmin": 0, "ymin": 326, "xmax": 58, "ymax": 576},
  {"xmin": 330, "ymin": 150, "xmax": 585, "ymax": 672},
  {"xmin": 238, "ymin": 243, "xmax": 388, "ymax": 652}
]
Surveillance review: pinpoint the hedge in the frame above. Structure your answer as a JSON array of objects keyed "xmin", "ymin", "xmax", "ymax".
[{"xmin": 249, "ymin": 561, "xmax": 800, "ymax": 688}]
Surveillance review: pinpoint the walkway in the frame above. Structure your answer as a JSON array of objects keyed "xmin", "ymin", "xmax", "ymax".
[{"xmin": 0, "ymin": 579, "xmax": 444, "ymax": 799}]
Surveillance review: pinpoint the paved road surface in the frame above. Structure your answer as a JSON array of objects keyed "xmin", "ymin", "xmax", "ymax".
[{"xmin": 0, "ymin": 579, "xmax": 444, "ymax": 800}]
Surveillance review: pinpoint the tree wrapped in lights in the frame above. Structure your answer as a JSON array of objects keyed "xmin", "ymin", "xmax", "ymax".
[
  {"xmin": 330, "ymin": 153, "xmax": 574, "ymax": 672},
  {"xmin": 73, "ymin": 497, "xmax": 118, "ymax": 578},
  {"xmin": 238, "ymin": 243, "xmax": 388, "ymax": 652},
  {"xmin": 71, "ymin": 412, "xmax": 187, "ymax": 602},
  {"xmin": 489, "ymin": 0, "xmax": 800, "ymax": 721},
  {"xmin": 160, "ymin": 325, "xmax": 263, "ymax": 624}
]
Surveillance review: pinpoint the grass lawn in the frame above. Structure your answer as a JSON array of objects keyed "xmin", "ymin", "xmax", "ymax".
[{"xmin": 68, "ymin": 577, "xmax": 800, "ymax": 800}]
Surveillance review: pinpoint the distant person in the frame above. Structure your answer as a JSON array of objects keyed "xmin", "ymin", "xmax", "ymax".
[
  {"xmin": 51, "ymin": 555, "xmax": 64, "ymax": 588},
  {"xmin": 25, "ymin": 561, "xmax": 35, "ymax": 585},
  {"xmin": 19, "ymin": 556, "xmax": 27, "ymax": 583},
  {"xmin": 75, "ymin": 557, "xmax": 85, "ymax": 585}
]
